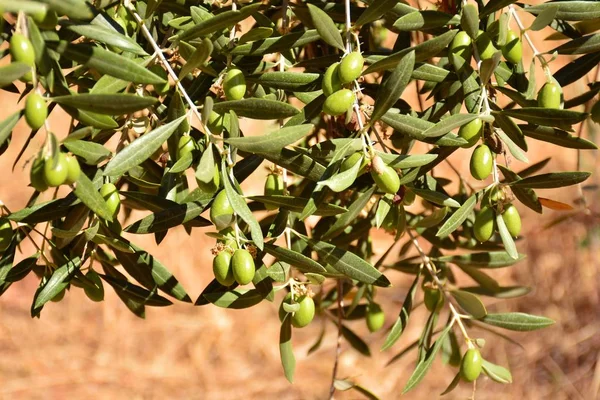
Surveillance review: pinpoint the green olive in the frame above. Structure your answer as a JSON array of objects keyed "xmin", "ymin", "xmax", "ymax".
[
  {"xmin": 149, "ymin": 65, "xmax": 170, "ymax": 95},
  {"xmin": 458, "ymin": 118, "xmax": 482, "ymax": 148},
  {"xmin": 371, "ymin": 164, "xmax": 400, "ymax": 195},
  {"xmin": 83, "ymin": 270, "xmax": 104, "ymax": 302},
  {"xmin": 470, "ymin": 144, "xmax": 493, "ymax": 181},
  {"xmin": 64, "ymin": 154, "xmax": 81, "ymax": 184},
  {"xmin": 264, "ymin": 173, "xmax": 284, "ymax": 210},
  {"xmin": 177, "ymin": 135, "xmax": 197, "ymax": 160},
  {"xmin": 100, "ymin": 182, "xmax": 121, "ymax": 218},
  {"xmin": 223, "ymin": 68, "xmax": 246, "ymax": 101},
  {"xmin": 366, "ymin": 302, "xmax": 385, "ymax": 332},
  {"xmin": 502, "ymin": 30, "xmax": 522, "ymax": 64},
  {"xmin": 460, "ymin": 348, "xmax": 483, "ymax": 382},
  {"xmin": 340, "ymin": 152, "xmax": 368, "ymax": 175},
  {"xmin": 10, "ymin": 33, "xmax": 35, "ymax": 82},
  {"xmin": 591, "ymin": 101, "xmax": 600, "ymax": 124},
  {"xmin": 30, "ymin": 156, "xmax": 48, "ymax": 192},
  {"xmin": 210, "ymin": 190, "xmax": 235, "ymax": 230},
  {"xmin": 501, "ymin": 203, "xmax": 521, "ymax": 237},
  {"xmin": 51, "ymin": 288, "xmax": 66, "ymax": 302},
  {"xmin": 473, "ymin": 206, "xmax": 496, "ymax": 242},
  {"xmin": 448, "ymin": 31, "xmax": 472, "ymax": 66},
  {"xmin": 338, "ymin": 52, "xmax": 364, "ymax": 84},
  {"xmin": 231, "ymin": 248, "xmax": 255, "ymax": 285},
  {"xmin": 423, "ymin": 286, "xmax": 444, "ymax": 312},
  {"xmin": 322, "ymin": 62, "xmax": 343, "ymax": 97},
  {"xmin": 537, "ymin": 82, "xmax": 563, "ymax": 109},
  {"xmin": 476, "ymin": 31, "xmax": 497, "ymax": 60},
  {"xmin": 292, "ymin": 295, "xmax": 315, "ymax": 328},
  {"xmin": 25, "ymin": 93, "xmax": 48, "ymax": 131},
  {"xmin": 197, "ymin": 164, "xmax": 220, "ymax": 193},
  {"xmin": 34, "ymin": 10, "xmax": 58, "ymax": 30},
  {"xmin": 43, "ymin": 153, "xmax": 69, "ymax": 187},
  {"xmin": 213, "ymin": 251, "xmax": 235, "ymax": 286},
  {"xmin": 0, "ymin": 218, "xmax": 13, "ymax": 252},
  {"xmin": 403, "ymin": 189, "xmax": 415, "ymax": 205},
  {"xmin": 323, "ymin": 88, "xmax": 355, "ymax": 116},
  {"xmin": 208, "ymin": 111, "xmax": 224, "ymax": 135}
]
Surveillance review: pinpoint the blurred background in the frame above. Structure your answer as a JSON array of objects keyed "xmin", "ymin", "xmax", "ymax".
[{"xmin": 0, "ymin": 2, "xmax": 599, "ymax": 399}]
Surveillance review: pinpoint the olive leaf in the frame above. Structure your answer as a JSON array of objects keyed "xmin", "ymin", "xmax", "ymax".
[
  {"xmin": 224, "ymin": 124, "xmax": 313, "ymax": 153},
  {"xmin": 371, "ymin": 50, "xmax": 415, "ymax": 123},
  {"xmin": 479, "ymin": 312, "xmax": 555, "ymax": 331},
  {"xmin": 381, "ymin": 272, "xmax": 420, "ymax": 351},
  {"xmin": 307, "ymin": 4, "xmax": 345, "ymax": 51}
]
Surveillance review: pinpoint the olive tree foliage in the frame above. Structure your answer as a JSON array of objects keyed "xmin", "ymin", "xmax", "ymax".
[{"xmin": 0, "ymin": 0, "xmax": 599, "ymax": 395}]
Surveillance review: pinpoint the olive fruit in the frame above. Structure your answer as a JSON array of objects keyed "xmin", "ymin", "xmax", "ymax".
[
  {"xmin": 210, "ymin": 190, "xmax": 235, "ymax": 230},
  {"xmin": 149, "ymin": 65, "xmax": 170, "ymax": 95},
  {"xmin": 476, "ymin": 31, "xmax": 497, "ymax": 60},
  {"xmin": 264, "ymin": 173, "xmax": 284, "ymax": 210},
  {"xmin": 423, "ymin": 286, "xmax": 444, "ymax": 312},
  {"xmin": 64, "ymin": 154, "xmax": 81, "ymax": 184},
  {"xmin": 43, "ymin": 153, "xmax": 69, "ymax": 187},
  {"xmin": 460, "ymin": 348, "xmax": 483, "ymax": 382},
  {"xmin": 83, "ymin": 270, "xmax": 104, "ymax": 302},
  {"xmin": 223, "ymin": 68, "xmax": 246, "ymax": 101},
  {"xmin": 25, "ymin": 93, "xmax": 47, "ymax": 131},
  {"xmin": 537, "ymin": 82, "xmax": 562, "ymax": 109},
  {"xmin": 9, "ymin": 34, "xmax": 35, "ymax": 82},
  {"xmin": 323, "ymin": 88, "xmax": 355, "ymax": 116},
  {"xmin": 371, "ymin": 156, "xmax": 400, "ymax": 194},
  {"xmin": 448, "ymin": 31, "xmax": 472, "ymax": 66},
  {"xmin": 34, "ymin": 10, "xmax": 58, "ymax": 30},
  {"xmin": 473, "ymin": 206, "xmax": 496, "ymax": 242},
  {"xmin": 403, "ymin": 189, "xmax": 415, "ymax": 205},
  {"xmin": 366, "ymin": 302, "xmax": 385, "ymax": 332},
  {"xmin": 100, "ymin": 182, "xmax": 121, "ymax": 218},
  {"xmin": 291, "ymin": 295, "xmax": 315, "ymax": 328},
  {"xmin": 591, "ymin": 101, "xmax": 600, "ymax": 124},
  {"xmin": 501, "ymin": 203, "xmax": 521, "ymax": 237},
  {"xmin": 322, "ymin": 62, "xmax": 343, "ymax": 97},
  {"xmin": 213, "ymin": 251, "xmax": 235, "ymax": 286},
  {"xmin": 470, "ymin": 144, "xmax": 493, "ymax": 181},
  {"xmin": 197, "ymin": 164, "xmax": 221, "ymax": 193},
  {"xmin": 458, "ymin": 118, "xmax": 482, "ymax": 148},
  {"xmin": 208, "ymin": 111, "xmax": 224, "ymax": 135},
  {"xmin": 231, "ymin": 248, "xmax": 255, "ymax": 285},
  {"xmin": 30, "ymin": 156, "xmax": 48, "ymax": 192},
  {"xmin": 502, "ymin": 30, "xmax": 522, "ymax": 64},
  {"xmin": 340, "ymin": 152, "xmax": 368, "ymax": 175},
  {"xmin": 177, "ymin": 135, "xmax": 197, "ymax": 160},
  {"xmin": 0, "ymin": 218, "xmax": 13, "ymax": 252},
  {"xmin": 338, "ymin": 52, "xmax": 364, "ymax": 84}
]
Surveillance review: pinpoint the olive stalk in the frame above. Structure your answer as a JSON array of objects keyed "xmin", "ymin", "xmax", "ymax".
[{"xmin": 509, "ymin": 5, "xmax": 552, "ymax": 75}]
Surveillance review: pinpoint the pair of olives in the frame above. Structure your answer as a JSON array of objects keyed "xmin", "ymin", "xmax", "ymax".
[
  {"xmin": 449, "ymin": 28, "xmax": 522, "ymax": 66},
  {"xmin": 279, "ymin": 292, "xmax": 316, "ymax": 328},
  {"xmin": 10, "ymin": 33, "xmax": 36, "ymax": 82},
  {"xmin": 213, "ymin": 248, "xmax": 256, "ymax": 286},
  {"xmin": 473, "ymin": 203, "xmax": 521, "ymax": 242},
  {"xmin": 223, "ymin": 68, "xmax": 246, "ymax": 101},
  {"xmin": 0, "ymin": 218, "xmax": 13, "ymax": 254},
  {"xmin": 30, "ymin": 153, "xmax": 81, "ymax": 191},
  {"xmin": 537, "ymin": 81, "xmax": 563, "ymax": 109},
  {"xmin": 322, "ymin": 52, "xmax": 364, "ymax": 116},
  {"xmin": 177, "ymin": 135, "xmax": 200, "ymax": 160},
  {"xmin": 264, "ymin": 173, "xmax": 284, "ymax": 210}
]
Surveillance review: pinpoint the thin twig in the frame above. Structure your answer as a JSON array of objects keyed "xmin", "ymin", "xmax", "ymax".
[{"xmin": 329, "ymin": 279, "xmax": 344, "ymax": 400}]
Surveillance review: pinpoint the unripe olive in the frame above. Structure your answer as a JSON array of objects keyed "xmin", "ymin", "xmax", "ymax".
[
  {"xmin": 25, "ymin": 93, "xmax": 48, "ymax": 131},
  {"xmin": 43, "ymin": 153, "xmax": 69, "ymax": 187},
  {"xmin": 231, "ymin": 248, "xmax": 255, "ymax": 285},
  {"xmin": 502, "ymin": 30, "xmax": 522, "ymax": 64},
  {"xmin": 292, "ymin": 295, "xmax": 315, "ymax": 328},
  {"xmin": 149, "ymin": 65, "xmax": 170, "ymax": 95},
  {"xmin": 0, "ymin": 218, "xmax": 13, "ymax": 252},
  {"xmin": 208, "ymin": 111, "xmax": 224, "ymax": 135},
  {"xmin": 473, "ymin": 206, "xmax": 496, "ymax": 242},
  {"xmin": 197, "ymin": 164, "xmax": 220, "ymax": 193},
  {"xmin": 323, "ymin": 88, "xmax": 355, "ymax": 116},
  {"xmin": 30, "ymin": 156, "xmax": 48, "ymax": 192},
  {"xmin": 501, "ymin": 203, "xmax": 521, "ymax": 237},
  {"xmin": 210, "ymin": 190, "xmax": 235, "ymax": 230},
  {"xmin": 34, "ymin": 10, "xmax": 58, "ymax": 30},
  {"xmin": 338, "ymin": 52, "xmax": 364, "ymax": 84},
  {"xmin": 322, "ymin": 62, "xmax": 343, "ymax": 97},
  {"xmin": 177, "ymin": 135, "xmax": 197, "ymax": 160},
  {"xmin": 448, "ymin": 31, "xmax": 472, "ymax": 66},
  {"xmin": 403, "ymin": 189, "xmax": 415, "ymax": 205},
  {"xmin": 10, "ymin": 34, "xmax": 35, "ymax": 82},
  {"xmin": 264, "ymin": 173, "xmax": 284, "ymax": 210},
  {"xmin": 423, "ymin": 286, "xmax": 444, "ymax": 312},
  {"xmin": 213, "ymin": 251, "xmax": 235, "ymax": 286},
  {"xmin": 340, "ymin": 152, "xmax": 368, "ymax": 175},
  {"xmin": 64, "ymin": 154, "xmax": 81, "ymax": 184},
  {"xmin": 591, "ymin": 101, "xmax": 600, "ymax": 124},
  {"xmin": 100, "ymin": 182, "xmax": 121, "ymax": 218},
  {"xmin": 476, "ymin": 31, "xmax": 497, "ymax": 60},
  {"xmin": 366, "ymin": 302, "xmax": 385, "ymax": 332},
  {"xmin": 83, "ymin": 270, "xmax": 104, "ymax": 302},
  {"xmin": 470, "ymin": 144, "xmax": 493, "ymax": 181},
  {"xmin": 460, "ymin": 348, "xmax": 483, "ymax": 382},
  {"xmin": 51, "ymin": 288, "xmax": 66, "ymax": 302},
  {"xmin": 371, "ymin": 160, "xmax": 400, "ymax": 194},
  {"xmin": 537, "ymin": 82, "xmax": 562, "ymax": 109},
  {"xmin": 458, "ymin": 118, "xmax": 482, "ymax": 148},
  {"xmin": 223, "ymin": 68, "xmax": 246, "ymax": 101}
]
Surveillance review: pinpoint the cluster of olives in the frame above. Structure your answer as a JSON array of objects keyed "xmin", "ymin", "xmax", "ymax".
[
  {"xmin": 30, "ymin": 152, "xmax": 81, "ymax": 192},
  {"xmin": 321, "ymin": 52, "xmax": 364, "ymax": 116},
  {"xmin": 473, "ymin": 202, "xmax": 521, "ymax": 242},
  {"xmin": 213, "ymin": 246, "xmax": 256, "ymax": 286},
  {"xmin": 279, "ymin": 291, "xmax": 315, "ymax": 328}
]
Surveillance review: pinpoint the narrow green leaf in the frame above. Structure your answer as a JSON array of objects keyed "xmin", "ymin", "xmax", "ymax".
[
  {"xmin": 341, "ymin": 323, "xmax": 371, "ymax": 356},
  {"xmin": 450, "ymin": 290, "xmax": 487, "ymax": 318},
  {"xmin": 0, "ymin": 111, "xmax": 22, "ymax": 148},
  {"xmin": 497, "ymin": 165, "xmax": 542, "ymax": 213},
  {"xmin": 230, "ymin": 30, "xmax": 321, "ymax": 56},
  {"xmin": 52, "ymin": 94, "xmax": 157, "ymax": 115},
  {"xmin": 371, "ymin": 51, "xmax": 415, "ymax": 123},
  {"xmin": 0, "ymin": 63, "xmax": 31, "ymax": 87},
  {"xmin": 520, "ymin": 125, "xmax": 597, "ymax": 150},
  {"xmin": 322, "ymin": 186, "xmax": 376, "ymax": 239},
  {"xmin": 482, "ymin": 359, "xmax": 513, "ymax": 384},
  {"xmin": 124, "ymin": 202, "xmax": 211, "ymax": 233},
  {"xmin": 64, "ymin": 23, "xmax": 147, "ymax": 55},
  {"xmin": 437, "ymin": 251, "xmax": 525, "ymax": 268},
  {"xmin": 224, "ymin": 124, "xmax": 313, "ymax": 154},
  {"xmin": 100, "ymin": 274, "xmax": 173, "ymax": 306},
  {"xmin": 525, "ymin": 1, "xmax": 600, "ymax": 21},
  {"xmin": 496, "ymin": 212, "xmax": 519, "ymax": 260},
  {"xmin": 479, "ymin": 312, "xmax": 555, "ymax": 331},
  {"xmin": 279, "ymin": 318, "xmax": 296, "ymax": 383},
  {"xmin": 212, "ymin": 99, "xmax": 299, "ymax": 120},
  {"xmin": 32, "ymin": 258, "xmax": 81, "ymax": 316},
  {"xmin": 529, "ymin": 5, "xmax": 558, "ymax": 31},
  {"xmin": 203, "ymin": 288, "xmax": 265, "ymax": 308},
  {"xmin": 74, "ymin": 172, "xmax": 115, "ymax": 221},
  {"xmin": 436, "ymin": 193, "xmax": 477, "ymax": 237},
  {"xmin": 247, "ymin": 72, "xmax": 321, "ymax": 91},
  {"xmin": 355, "ymin": 0, "xmax": 398, "ymax": 26},
  {"xmin": 63, "ymin": 140, "xmax": 111, "ymax": 165},
  {"xmin": 307, "ymin": 4, "xmax": 345, "ymax": 51},
  {"xmin": 317, "ymin": 155, "xmax": 363, "ymax": 193},
  {"xmin": 461, "ymin": 4, "xmax": 479, "ymax": 38},
  {"xmin": 411, "ymin": 188, "xmax": 461, "ymax": 208},
  {"xmin": 511, "ymin": 172, "xmax": 591, "ymax": 189},
  {"xmin": 238, "ymin": 27, "xmax": 274, "ymax": 44},
  {"xmin": 421, "ymin": 113, "xmax": 479, "ymax": 138},
  {"xmin": 179, "ymin": 38, "xmax": 213, "ymax": 79},
  {"xmin": 393, "ymin": 11, "xmax": 457, "ymax": 32},
  {"xmin": 381, "ymin": 273, "xmax": 420, "ymax": 351},
  {"xmin": 249, "ymin": 195, "xmax": 347, "ymax": 216},
  {"xmin": 554, "ymin": 52, "xmax": 600, "ymax": 87},
  {"xmin": 175, "ymin": 4, "xmax": 262, "ymax": 41},
  {"xmin": 481, "ymin": 0, "xmax": 517, "ymax": 17},
  {"xmin": 264, "ymin": 243, "xmax": 326, "ymax": 274}
]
